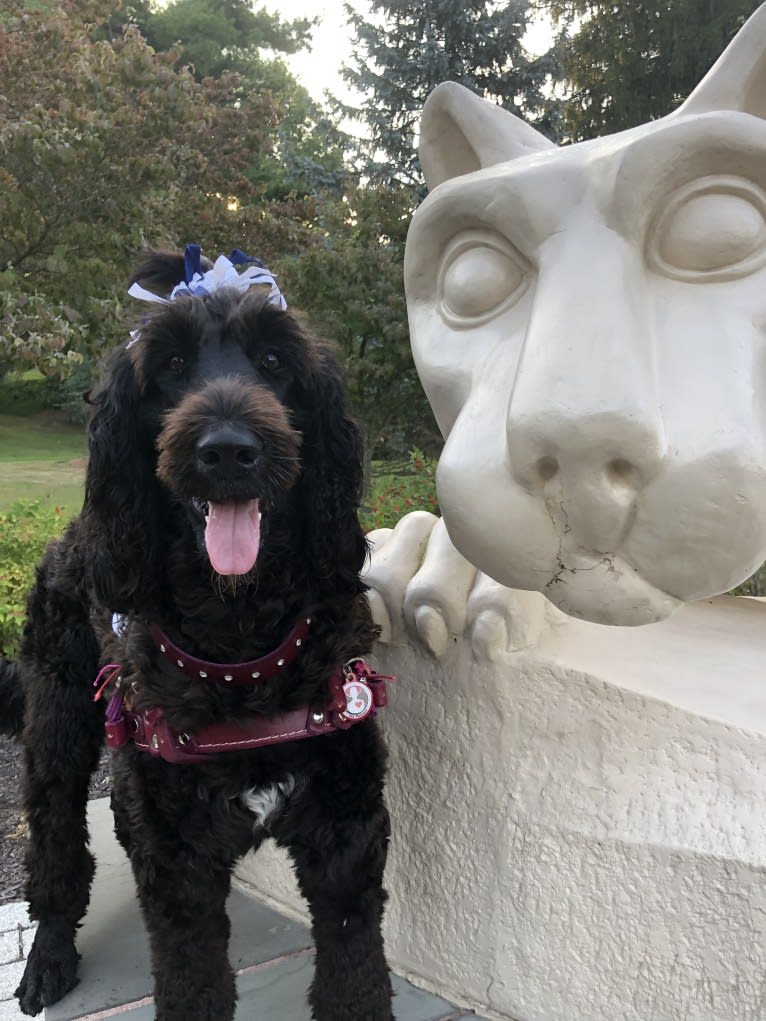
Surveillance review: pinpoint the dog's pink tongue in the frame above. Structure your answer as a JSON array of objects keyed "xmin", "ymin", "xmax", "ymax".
[{"xmin": 204, "ymin": 499, "xmax": 261, "ymax": 576}]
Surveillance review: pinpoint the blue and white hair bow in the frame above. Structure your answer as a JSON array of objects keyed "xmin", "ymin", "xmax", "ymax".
[{"xmin": 127, "ymin": 244, "xmax": 287, "ymax": 310}]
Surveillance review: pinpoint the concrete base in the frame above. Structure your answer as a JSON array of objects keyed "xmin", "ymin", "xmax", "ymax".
[{"xmin": 235, "ymin": 595, "xmax": 766, "ymax": 1021}]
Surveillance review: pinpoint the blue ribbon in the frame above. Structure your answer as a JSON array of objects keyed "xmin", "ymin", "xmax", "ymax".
[
  {"xmin": 183, "ymin": 243, "xmax": 203, "ymax": 284},
  {"xmin": 229, "ymin": 249, "xmax": 265, "ymax": 269}
]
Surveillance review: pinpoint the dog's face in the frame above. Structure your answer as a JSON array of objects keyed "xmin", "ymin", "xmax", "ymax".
[
  {"xmin": 405, "ymin": 7, "xmax": 766, "ymax": 625},
  {"xmin": 84, "ymin": 258, "xmax": 366, "ymax": 611},
  {"xmin": 134, "ymin": 291, "xmax": 304, "ymax": 576}
]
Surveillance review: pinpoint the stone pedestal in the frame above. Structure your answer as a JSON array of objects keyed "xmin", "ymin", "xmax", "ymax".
[{"xmin": 236, "ymin": 596, "xmax": 766, "ymax": 1021}]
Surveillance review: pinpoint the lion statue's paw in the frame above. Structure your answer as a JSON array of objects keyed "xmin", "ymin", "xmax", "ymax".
[{"xmin": 364, "ymin": 512, "xmax": 546, "ymax": 660}]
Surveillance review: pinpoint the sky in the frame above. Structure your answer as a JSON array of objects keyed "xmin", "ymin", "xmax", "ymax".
[
  {"xmin": 267, "ymin": 1, "xmax": 369, "ymax": 105},
  {"xmin": 265, "ymin": 1, "xmax": 554, "ymax": 106}
]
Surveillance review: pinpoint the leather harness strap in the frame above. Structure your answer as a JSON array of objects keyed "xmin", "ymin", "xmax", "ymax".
[
  {"xmin": 100, "ymin": 612, "xmax": 393, "ymax": 764},
  {"xmin": 149, "ymin": 616, "xmax": 312, "ymax": 687},
  {"xmin": 102, "ymin": 655, "xmax": 391, "ymax": 765}
]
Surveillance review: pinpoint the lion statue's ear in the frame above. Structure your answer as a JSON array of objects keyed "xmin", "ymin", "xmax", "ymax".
[
  {"xmin": 677, "ymin": 3, "xmax": 766, "ymax": 119},
  {"xmin": 418, "ymin": 81, "xmax": 555, "ymax": 191}
]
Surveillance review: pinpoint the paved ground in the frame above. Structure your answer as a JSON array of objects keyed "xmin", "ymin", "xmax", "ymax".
[{"xmin": 0, "ymin": 799, "xmax": 487, "ymax": 1021}]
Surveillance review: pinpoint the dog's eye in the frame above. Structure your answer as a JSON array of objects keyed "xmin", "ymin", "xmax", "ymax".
[
  {"xmin": 260, "ymin": 351, "xmax": 280, "ymax": 371},
  {"xmin": 166, "ymin": 355, "xmax": 186, "ymax": 374}
]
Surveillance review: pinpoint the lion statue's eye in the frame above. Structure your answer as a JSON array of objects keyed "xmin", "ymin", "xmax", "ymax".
[
  {"xmin": 648, "ymin": 176, "xmax": 766, "ymax": 281},
  {"xmin": 439, "ymin": 232, "xmax": 528, "ymax": 326},
  {"xmin": 261, "ymin": 351, "xmax": 281, "ymax": 371},
  {"xmin": 167, "ymin": 355, "xmax": 186, "ymax": 374}
]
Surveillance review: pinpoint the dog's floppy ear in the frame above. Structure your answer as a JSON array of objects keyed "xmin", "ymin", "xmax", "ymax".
[
  {"xmin": 82, "ymin": 345, "xmax": 163, "ymax": 613},
  {"xmin": 299, "ymin": 345, "xmax": 369, "ymax": 598}
]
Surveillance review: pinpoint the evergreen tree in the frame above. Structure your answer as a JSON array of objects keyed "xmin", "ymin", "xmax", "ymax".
[
  {"xmin": 139, "ymin": 0, "xmax": 311, "ymax": 83},
  {"xmin": 551, "ymin": 0, "xmax": 761, "ymax": 141},
  {"xmin": 340, "ymin": 0, "xmax": 561, "ymax": 187}
]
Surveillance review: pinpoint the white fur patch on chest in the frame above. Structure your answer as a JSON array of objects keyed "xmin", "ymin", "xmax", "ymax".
[{"xmin": 241, "ymin": 776, "xmax": 295, "ymax": 829}]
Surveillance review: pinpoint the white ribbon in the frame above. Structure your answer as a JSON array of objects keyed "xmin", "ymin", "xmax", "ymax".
[{"xmin": 127, "ymin": 254, "xmax": 287, "ymax": 310}]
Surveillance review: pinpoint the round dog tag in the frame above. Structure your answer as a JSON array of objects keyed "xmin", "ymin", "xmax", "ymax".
[{"xmin": 342, "ymin": 679, "xmax": 373, "ymax": 721}]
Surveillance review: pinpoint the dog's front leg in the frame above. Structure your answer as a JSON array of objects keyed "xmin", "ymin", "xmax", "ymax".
[
  {"xmin": 112, "ymin": 764, "xmax": 245, "ymax": 1021},
  {"xmin": 16, "ymin": 657, "xmax": 103, "ymax": 1016},
  {"xmin": 283, "ymin": 727, "xmax": 394, "ymax": 1021},
  {"xmin": 136, "ymin": 860, "xmax": 235, "ymax": 1021}
]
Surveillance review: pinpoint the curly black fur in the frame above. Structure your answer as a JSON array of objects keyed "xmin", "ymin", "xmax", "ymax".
[
  {"xmin": 0, "ymin": 659, "xmax": 24, "ymax": 736},
  {"xmin": 10, "ymin": 253, "xmax": 393, "ymax": 1020}
]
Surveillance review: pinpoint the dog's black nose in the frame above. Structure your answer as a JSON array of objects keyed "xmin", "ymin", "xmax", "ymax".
[{"xmin": 196, "ymin": 424, "xmax": 262, "ymax": 477}]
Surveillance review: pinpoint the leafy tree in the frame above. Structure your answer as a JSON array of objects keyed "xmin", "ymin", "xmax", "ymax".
[
  {"xmin": 550, "ymin": 0, "xmax": 761, "ymax": 140},
  {"xmin": 0, "ymin": 0, "xmax": 282, "ymax": 377},
  {"xmin": 339, "ymin": 0, "xmax": 561, "ymax": 186},
  {"xmin": 135, "ymin": 0, "xmax": 348, "ymax": 200},
  {"xmin": 139, "ymin": 0, "xmax": 312, "ymax": 82},
  {"xmin": 267, "ymin": 188, "xmax": 441, "ymax": 463},
  {"xmin": 0, "ymin": 1, "xmax": 436, "ymax": 463}
]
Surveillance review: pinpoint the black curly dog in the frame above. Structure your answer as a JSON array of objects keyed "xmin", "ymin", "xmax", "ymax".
[{"xmin": 0, "ymin": 251, "xmax": 393, "ymax": 1020}]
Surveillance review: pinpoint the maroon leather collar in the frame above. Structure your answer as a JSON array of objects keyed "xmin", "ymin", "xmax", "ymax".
[
  {"xmin": 150, "ymin": 615, "xmax": 312, "ymax": 687},
  {"xmin": 104, "ymin": 660, "xmax": 391, "ymax": 764}
]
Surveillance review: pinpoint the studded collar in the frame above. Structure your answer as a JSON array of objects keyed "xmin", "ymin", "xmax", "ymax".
[{"xmin": 149, "ymin": 615, "xmax": 312, "ymax": 687}]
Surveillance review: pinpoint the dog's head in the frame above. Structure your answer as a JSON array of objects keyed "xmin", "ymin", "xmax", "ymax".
[{"xmin": 83, "ymin": 250, "xmax": 366, "ymax": 613}]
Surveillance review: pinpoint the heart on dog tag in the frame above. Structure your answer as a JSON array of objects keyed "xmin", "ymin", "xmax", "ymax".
[{"xmin": 342, "ymin": 679, "xmax": 373, "ymax": 721}]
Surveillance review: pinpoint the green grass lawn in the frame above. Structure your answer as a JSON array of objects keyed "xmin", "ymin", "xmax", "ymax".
[{"xmin": 0, "ymin": 413, "xmax": 87, "ymax": 516}]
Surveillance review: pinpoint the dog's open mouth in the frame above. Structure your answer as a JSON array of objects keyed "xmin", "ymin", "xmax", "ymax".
[{"xmin": 192, "ymin": 497, "xmax": 262, "ymax": 576}]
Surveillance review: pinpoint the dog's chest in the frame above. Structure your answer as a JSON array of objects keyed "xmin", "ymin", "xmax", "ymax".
[{"xmin": 240, "ymin": 776, "xmax": 295, "ymax": 829}]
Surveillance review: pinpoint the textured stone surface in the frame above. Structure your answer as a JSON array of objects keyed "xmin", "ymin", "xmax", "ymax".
[
  {"xmin": 0, "ymin": 960, "xmax": 26, "ymax": 1003},
  {"xmin": 0, "ymin": 895, "xmax": 37, "ymax": 1021},
  {"xmin": 0, "ymin": 931, "xmax": 20, "ymax": 968},
  {"xmin": 0, "ymin": 990, "xmax": 30, "ymax": 1021},
  {"xmin": 236, "ymin": 616, "xmax": 766, "ymax": 1021},
  {"xmin": 0, "ymin": 905, "xmax": 31, "ymax": 933}
]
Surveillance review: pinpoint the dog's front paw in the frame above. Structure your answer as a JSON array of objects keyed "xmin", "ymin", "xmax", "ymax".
[{"xmin": 15, "ymin": 920, "xmax": 79, "ymax": 1016}]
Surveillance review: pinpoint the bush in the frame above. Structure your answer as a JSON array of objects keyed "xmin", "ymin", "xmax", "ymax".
[
  {"xmin": 732, "ymin": 564, "xmax": 766, "ymax": 597},
  {"xmin": 361, "ymin": 449, "xmax": 439, "ymax": 532},
  {"xmin": 0, "ymin": 501, "xmax": 68, "ymax": 656},
  {"xmin": 46, "ymin": 361, "xmax": 95, "ymax": 426},
  {"xmin": 0, "ymin": 372, "xmax": 57, "ymax": 415}
]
